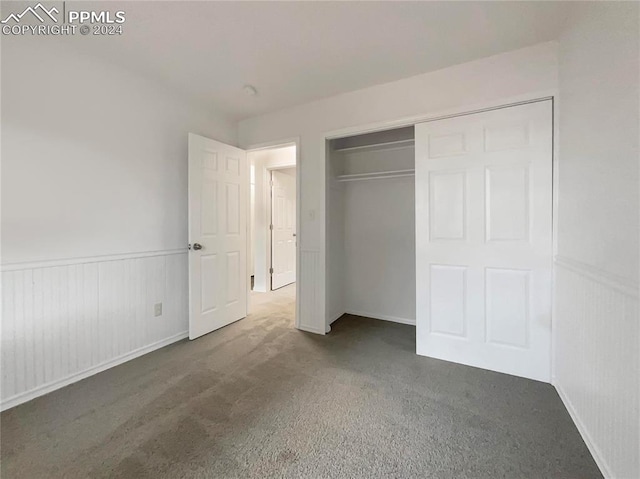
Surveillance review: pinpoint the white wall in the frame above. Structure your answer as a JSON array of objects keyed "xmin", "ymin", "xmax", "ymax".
[
  {"xmin": 1, "ymin": 37, "xmax": 237, "ymax": 409},
  {"xmin": 2, "ymin": 38, "xmax": 237, "ymax": 264},
  {"xmin": 554, "ymin": 3, "xmax": 639, "ymax": 478},
  {"xmin": 238, "ymin": 42, "xmax": 559, "ymax": 333},
  {"xmin": 557, "ymin": 4, "xmax": 639, "ymax": 283},
  {"xmin": 247, "ymin": 145, "xmax": 296, "ymax": 292},
  {"xmin": 344, "ymin": 175, "xmax": 415, "ymax": 324}
]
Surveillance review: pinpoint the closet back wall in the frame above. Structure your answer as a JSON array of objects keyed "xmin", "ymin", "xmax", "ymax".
[
  {"xmin": 342, "ymin": 147, "xmax": 416, "ymax": 324},
  {"xmin": 344, "ymin": 179, "xmax": 416, "ymax": 324}
]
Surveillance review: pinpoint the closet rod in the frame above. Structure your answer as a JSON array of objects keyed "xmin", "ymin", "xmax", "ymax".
[
  {"xmin": 336, "ymin": 169, "xmax": 415, "ymax": 182},
  {"xmin": 332, "ymin": 138, "xmax": 414, "ymax": 153}
]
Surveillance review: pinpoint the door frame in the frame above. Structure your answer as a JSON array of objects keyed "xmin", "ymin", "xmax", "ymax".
[
  {"xmin": 320, "ymin": 90, "xmax": 559, "ymax": 372},
  {"xmin": 245, "ymin": 137, "xmax": 301, "ymax": 328}
]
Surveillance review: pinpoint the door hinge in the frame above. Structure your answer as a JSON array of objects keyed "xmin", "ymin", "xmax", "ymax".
[
  {"xmin": 269, "ymin": 267, "xmax": 274, "ymax": 275},
  {"xmin": 269, "ymin": 224, "xmax": 274, "ymax": 230}
]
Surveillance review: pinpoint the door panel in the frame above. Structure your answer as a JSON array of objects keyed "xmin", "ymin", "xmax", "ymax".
[
  {"xmin": 200, "ymin": 254, "xmax": 218, "ymax": 313},
  {"xmin": 486, "ymin": 165, "xmax": 530, "ymax": 241},
  {"xmin": 188, "ymin": 133, "xmax": 247, "ymax": 340},
  {"xmin": 485, "ymin": 268, "xmax": 530, "ymax": 347},
  {"xmin": 430, "ymin": 265, "xmax": 467, "ymax": 337},
  {"xmin": 429, "ymin": 171, "xmax": 466, "ymax": 240},
  {"xmin": 271, "ymin": 170, "xmax": 296, "ymax": 290},
  {"xmin": 415, "ymin": 101, "xmax": 552, "ymax": 382}
]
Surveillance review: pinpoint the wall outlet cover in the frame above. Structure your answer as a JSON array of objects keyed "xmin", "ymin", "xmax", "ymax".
[{"xmin": 154, "ymin": 303, "xmax": 162, "ymax": 317}]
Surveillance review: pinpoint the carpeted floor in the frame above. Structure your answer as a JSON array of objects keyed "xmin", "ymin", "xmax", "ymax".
[{"xmin": 1, "ymin": 284, "xmax": 601, "ymax": 478}]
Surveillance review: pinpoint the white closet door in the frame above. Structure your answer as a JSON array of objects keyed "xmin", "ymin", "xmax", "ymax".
[
  {"xmin": 415, "ymin": 101, "xmax": 553, "ymax": 382},
  {"xmin": 271, "ymin": 169, "xmax": 296, "ymax": 290},
  {"xmin": 188, "ymin": 133, "xmax": 248, "ymax": 340}
]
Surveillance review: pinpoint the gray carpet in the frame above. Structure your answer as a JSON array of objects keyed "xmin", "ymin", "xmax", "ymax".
[{"xmin": 1, "ymin": 284, "xmax": 601, "ymax": 478}]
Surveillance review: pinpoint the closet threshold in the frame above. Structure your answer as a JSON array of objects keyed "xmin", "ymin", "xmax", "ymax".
[{"xmin": 336, "ymin": 169, "xmax": 415, "ymax": 182}]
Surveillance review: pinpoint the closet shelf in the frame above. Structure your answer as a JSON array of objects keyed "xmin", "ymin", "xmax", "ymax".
[
  {"xmin": 336, "ymin": 169, "xmax": 415, "ymax": 182},
  {"xmin": 332, "ymin": 138, "xmax": 414, "ymax": 153}
]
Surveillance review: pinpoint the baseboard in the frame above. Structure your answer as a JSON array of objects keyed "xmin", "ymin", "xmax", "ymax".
[
  {"xmin": 297, "ymin": 324, "xmax": 326, "ymax": 335},
  {"xmin": 324, "ymin": 311, "xmax": 347, "ymax": 334},
  {"xmin": 0, "ymin": 331, "xmax": 188, "ymax": 411},
  {"xmin": 554, "ymin": 381, "xmax": 610, "ymax": 478},
  {"xmin": 345, "ymin": 310, "xmax": 415, "ymax": 326},
  {"xmin": 328, "ymin": 311, "xmax": 345, "ymax": 325}
]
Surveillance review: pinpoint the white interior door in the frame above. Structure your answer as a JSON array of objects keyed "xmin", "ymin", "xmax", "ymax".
[
  {"xmin": 415, "ymin": 100, "xmax": 553, "ymax": 382},
  {"xmin": 188, "ymin": 133, "xmax": 248, "ymax": 340},
  {"xmin": 271, "ymin": 169, "xmax": 296, "ymax": 290}
]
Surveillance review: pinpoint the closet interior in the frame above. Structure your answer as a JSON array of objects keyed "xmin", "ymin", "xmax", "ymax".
[{"xmin": 326, "ymin": 126, "xmax": 417, "ymax": 327}]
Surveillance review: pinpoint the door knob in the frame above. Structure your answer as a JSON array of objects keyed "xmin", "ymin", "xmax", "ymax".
[{"xmin": 192, "ymin": 243, "xmax": 203, "ymax": 250}]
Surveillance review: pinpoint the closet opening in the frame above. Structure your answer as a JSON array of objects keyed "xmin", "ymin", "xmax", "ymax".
[
  {"xmin": 326, "ymin": 126, "xmax": 417, "ymax": 334},
  {"xmin": 324, "ymin": 99, "xmax": 553, "ymax": 381}
]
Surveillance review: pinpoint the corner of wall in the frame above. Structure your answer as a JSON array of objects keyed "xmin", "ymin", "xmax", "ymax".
[{"xmin": 554, "ymin": 2, "xmax": 639, "ymax": 477}]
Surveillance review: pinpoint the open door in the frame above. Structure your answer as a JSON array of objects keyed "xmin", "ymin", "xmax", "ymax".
[
  {"xmin": 271, "ymin": 169, "xmax": 297, "ymax": 290},
  {"xmin": 188, "ymin": 133, "xmax": 248, "ymax": 340}
]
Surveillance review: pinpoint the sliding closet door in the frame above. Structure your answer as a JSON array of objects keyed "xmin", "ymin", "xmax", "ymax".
[{"xmin": 415, "ymin": 100, "xmax": 552, "ymax": 382}]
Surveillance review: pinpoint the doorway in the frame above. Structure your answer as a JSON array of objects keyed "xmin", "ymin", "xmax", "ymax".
[
  {"xmin": 187, "ymin": 135, "xmax": 299, "ymax": 341},
  {"xmin": 247, "ymin": 144, "xmax": 297, "ymax": 317}
]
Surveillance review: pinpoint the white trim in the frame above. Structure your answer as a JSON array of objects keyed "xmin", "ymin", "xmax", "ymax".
[
  {"xmin": 554, "ymin": 382, "xmax": 611, "ymax": 478},
  {"xmin": 1, "ymin": 331, "xmax": 188, "ymax": 411},
  {"xmin": 243, "ymin": 138, "xmax": 297, "ymax": 152},
  {"xmin": 554, "ymin": 255, "xmax": 639, "ymax": 298},
  {"xmin": 328, "ymin": 310, "xmax": 345, "ymax": 325},
  {"xmin": 550, "ymin": 95, "xmax": 560, "ymax": 396},
  {"xmin": 1, "ymin": 248, "xmax": 187, "ymax": 271},
  {"xmin": 297, "ymin": 324, "xmax": 326, "ymax": 335},
  {"xmin": 323, "ymin": 90, "xmax": 558, "ymax": 140},
  {"xmin": 345, "ymin": 310, "xmax": 416, "ymax": 326}
]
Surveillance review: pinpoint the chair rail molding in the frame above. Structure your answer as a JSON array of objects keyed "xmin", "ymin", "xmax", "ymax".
[
  {"xmin": 1, "ymin": 248, "xmax": 188, "ymax": 272},
  {"xmin": 554, "ymin": 255, "xmax": 639, "ymax": 298}
]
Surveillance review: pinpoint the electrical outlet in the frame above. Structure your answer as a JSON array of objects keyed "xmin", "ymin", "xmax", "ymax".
[{"xmin": 154, "ymin": 303, "xmax": 162, "ymax": 317}]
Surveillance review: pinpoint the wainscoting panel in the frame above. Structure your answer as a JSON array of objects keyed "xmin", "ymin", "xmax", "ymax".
[
  {"xmin": 1, "ymin": 250, "xmax": 189, "ymax": 410},
  {"xmin": 298, "ymin": 250, "xmax": 324, "ymax": 334},
  {"xmin": 554, "ymin": 256, "xmax": 639, "ymax": 479}
]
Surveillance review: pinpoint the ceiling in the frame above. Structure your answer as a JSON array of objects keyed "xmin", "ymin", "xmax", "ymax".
[{"xmin": 60, "ymin": 1, "xmax": 572, "ymax": 121}]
